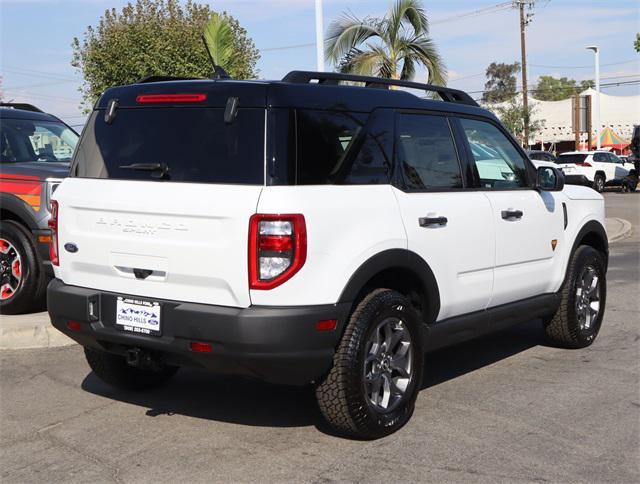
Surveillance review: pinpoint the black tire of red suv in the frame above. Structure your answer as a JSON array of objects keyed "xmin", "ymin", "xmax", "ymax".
[
  {"xmin": 84, "ymin": 347, "xmax": 179, "ymax": 391},
  {"xmin": 315, "ymin": 289, "xmax": 423, "ymax": 439},
  {"xmin": 543, "ymin": 245, "xmax": 607, "ymax": 349},
  {"xmin": 0, "ymin": 220, "xmax": 47, "ymax": 314}
]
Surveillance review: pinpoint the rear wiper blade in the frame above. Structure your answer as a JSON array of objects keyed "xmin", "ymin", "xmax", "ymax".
[{"xmin": 119, "ymin": 162, "xmax": 170, "ymax": 179}]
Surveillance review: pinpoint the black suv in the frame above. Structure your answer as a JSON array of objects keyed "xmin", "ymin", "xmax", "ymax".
[{"xmin": 0, "ymin": 103, "xmax": 79, "ymax": 313}]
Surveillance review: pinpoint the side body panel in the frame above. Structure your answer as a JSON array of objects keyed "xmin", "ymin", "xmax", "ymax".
[
  {"xmin": 251, "ymin": 185, "xmax": 407, "ymax": 306},
  {"xmin": 393, "ymin": 189, "xmax": 495, "ymax": 321},
  {"xmin": 484, "ymin": 189, "xmax": 565, "ymax": 307}
]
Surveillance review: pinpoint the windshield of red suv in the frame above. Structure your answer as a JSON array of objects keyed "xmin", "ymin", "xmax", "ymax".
[{"xmin": 0, "ymin": 118, "xmax": 78, "ymax": 163}]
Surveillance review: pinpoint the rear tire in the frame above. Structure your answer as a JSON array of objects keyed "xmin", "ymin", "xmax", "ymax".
[
  {"xmin": 593, "ymin": 174, "xmax": 605, "ymax": 193},
  {"xmin": 544, "ymin": 246, "xmax": 606, "ymax": 349},
  {"xmin": 315, "ymin": 289, "xmax": 423, "ymax": 439},
  {"xmin": 0, "ymin": 220, "xmax": 47, "ymax": 314},
  {"xmin": 84, "ymin": 347, "xmax": 178, "ymax": 391}
]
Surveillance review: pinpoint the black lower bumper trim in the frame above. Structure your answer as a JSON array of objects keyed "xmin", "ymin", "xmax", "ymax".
[{"xmin": 47, "ymin": 279, "xmax": 351, "ymax": 385}]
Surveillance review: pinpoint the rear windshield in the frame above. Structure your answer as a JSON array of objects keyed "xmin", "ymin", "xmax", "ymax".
[
  {"xmin": 557, "ymin": 153, "xmax": 587, "ymax": 164},
  {"xmin": 71, "ymin": 108, "xmax": 264, "ymax": 184}
]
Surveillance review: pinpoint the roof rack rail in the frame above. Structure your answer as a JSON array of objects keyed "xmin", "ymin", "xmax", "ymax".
[
  {"xmin": 282, "ymin": 71, "xmax": 478, "ymax": 107},
  {"xmin": 0, "ymin": 102, "xmax": 44, "ymax": 113}
]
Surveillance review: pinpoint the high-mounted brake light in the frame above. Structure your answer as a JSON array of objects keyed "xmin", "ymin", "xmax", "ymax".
[
  {"xmin": 48, "ymin": 200, "xmax": 59, "ymax": 266},
  {"xmin": 135, "ymin": 93, "xmax": 207, "ymax": 104},
  {"xmin": 249, "ymin": 214, "xmax": 307, "ymax": 290}
]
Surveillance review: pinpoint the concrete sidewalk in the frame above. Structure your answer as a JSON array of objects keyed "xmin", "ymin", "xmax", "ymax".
[{"xmin": 0, "ymin": 217, "xmax": 633, "ymax": 351}]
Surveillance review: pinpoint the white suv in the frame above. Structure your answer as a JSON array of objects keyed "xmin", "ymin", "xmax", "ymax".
[
  {"xmin": 47, "ymin": 72, "xmax": 609, "ymax": 439},
  {"xmin": 558, "ymin": 150, "xmax": 637, "ymax": 192}
]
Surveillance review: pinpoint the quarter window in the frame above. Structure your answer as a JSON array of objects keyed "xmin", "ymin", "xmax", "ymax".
[
  {"xmin": 460, "ymin": 118, "xmax": 529, "ymax": 188},
  {"xmin": 396, "ymin": 114, "xmax": 462, "ymax": 190},
  {"xmin": 295, "ymin": 110, "xmax": 389, "ymax": 185}
]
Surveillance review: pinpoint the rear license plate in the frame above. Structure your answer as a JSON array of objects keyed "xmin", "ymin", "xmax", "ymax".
[{"xmin": 116, "ymin": 297, "xmax": 161, "ymax": 336}]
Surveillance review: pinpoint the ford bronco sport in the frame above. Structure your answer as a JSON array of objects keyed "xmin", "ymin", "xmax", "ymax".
[
  {"xmin": 1, "ymin": 103, "xmax": 78, "ymax": 313},
  {"xmin": 47, "ymin": 72, "xmax": 608, "ymax": 439}
]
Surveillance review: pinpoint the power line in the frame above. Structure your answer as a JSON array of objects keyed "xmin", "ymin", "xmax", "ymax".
[{"xmin": 530, "ymin": 59, "xmax": 638, "ymax": 69}]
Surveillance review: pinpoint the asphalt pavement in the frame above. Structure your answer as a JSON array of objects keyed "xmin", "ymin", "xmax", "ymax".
[{"xmin": 1, "ymin": 192, "xmax": 638, "ymax": 483}]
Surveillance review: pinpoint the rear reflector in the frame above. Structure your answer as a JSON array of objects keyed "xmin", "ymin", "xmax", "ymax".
[
  {"xmin": 66, "ymin": 321, "xmax": 82, "ymax": 331},
  {"xmin": 136, "ymin": 93, "xmax": 207, "ymax": 104},
  {"xmin": 189, "ymin": 342, "xmax": 212, "ymax": 353},
  {"xmin": 315, "ymin": 319, "xmax": 337, "ymax": 332}
]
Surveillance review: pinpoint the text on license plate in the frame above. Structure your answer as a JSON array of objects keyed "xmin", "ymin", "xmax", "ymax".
[{"xmin": 116, "ymin": 297, "xmax": 161, "ymax": 335}]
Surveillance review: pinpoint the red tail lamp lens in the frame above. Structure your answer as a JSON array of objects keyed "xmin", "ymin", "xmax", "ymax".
[
  {"xmin": 136, "ymin": 93, "xmax": 207, "ymax": 104},
  {"xmin": 249, "ymin": 214, "xmax": 307, "ymax": 290},
  {"xmin": 66, "ymin": 321, "xmax": 82, "ymax": 331},
  {"xmin": 190, "ymin": 342, "xmax": 212, "ymax": 353}
]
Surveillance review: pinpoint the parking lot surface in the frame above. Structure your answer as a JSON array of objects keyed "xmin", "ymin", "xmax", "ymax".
[{"xmin": 1, "ymin": 192, "xmax": 638, "ymax": 483}]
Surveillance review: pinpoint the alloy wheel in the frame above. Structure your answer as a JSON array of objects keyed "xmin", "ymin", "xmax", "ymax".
[
  {"xmin": 363, "ymin": 316, "xmax": 414, "ymax": 413},
  {"xmin": 575, "ymin": 264, "xmax": 601, "ymax": 331},
  {"xmin": 0, "ymin": 238, "xmax": 22, "ymax": 301}
]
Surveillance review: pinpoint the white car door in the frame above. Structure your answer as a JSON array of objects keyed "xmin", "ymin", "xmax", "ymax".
[
  {"xmin": 592, "ymin": 152, "xmax": 615, "ymax": 180},
  {"xmin": 458, "ymin": 117, "xmax": 565, "ymax": 307},
  {"xmin": 392, "ymin": 112, "xmax": 495, "ymax": 321}
]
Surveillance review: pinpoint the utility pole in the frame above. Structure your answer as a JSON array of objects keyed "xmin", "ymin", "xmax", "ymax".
[
  {"xmin": 517, "ymin": 1, "xmax": 533, "ymax": 148},
  {"xmin": 315, "ymin": 0, "xmax": 325, "ymax": 72}
]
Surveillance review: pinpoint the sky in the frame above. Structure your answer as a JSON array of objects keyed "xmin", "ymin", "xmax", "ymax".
[{"xmin": 1, "ymin": 0, "xmax": 638, "ymax": 127}]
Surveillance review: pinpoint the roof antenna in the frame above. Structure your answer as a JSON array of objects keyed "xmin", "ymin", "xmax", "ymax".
[{"xmin": 201, "ymin": 34, "xmax": 231, "ymax": 80}]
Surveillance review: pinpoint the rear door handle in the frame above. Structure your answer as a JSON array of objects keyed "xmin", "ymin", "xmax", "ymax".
[
  {"xmin": 419, "ymin": 216, "xmax": 448, "ymax": 227},
  {"xmin": 501, "ymin": 209, "xmax": 523, "ymax": 220}
]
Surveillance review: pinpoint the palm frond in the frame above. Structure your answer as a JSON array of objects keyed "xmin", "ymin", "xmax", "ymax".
[
  {"xmin": 405, "ymin": 36, "xmax": 447, "ymax": 85},
  {"xmin": 339, "ymin": 47, "xmax": 393, "ymax": 79},
  {"xmin": 389, "ymin": 0, "xmax": 429, "ymax": 43},
  {"xmin": 325, "ymin": 14, "xmax": 382, "ymax": 64},
  {"xmin": 399, "ymin": 55, "xmax": 415, "ymax": 81},
  {"xmin": 203, "ymin": 13, "xmax": 234, "ymax": 69}
]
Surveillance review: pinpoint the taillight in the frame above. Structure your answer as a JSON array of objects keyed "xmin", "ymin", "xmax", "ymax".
[
  {"xmin": 48, "ymin": 200, "xmax": 59, "ymax": 266},
  {"xmin": 577, "ymin": 162, "xmax": 592, "ymax": 167},
  {"xmin": 249, "ymin": 214, "xmax": 307, "ymax": 290}
]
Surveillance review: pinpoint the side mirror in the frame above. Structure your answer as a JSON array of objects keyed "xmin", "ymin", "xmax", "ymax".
[{"xmin": 536, "ymin": 166, "xmax": 564, "ymax": 192}]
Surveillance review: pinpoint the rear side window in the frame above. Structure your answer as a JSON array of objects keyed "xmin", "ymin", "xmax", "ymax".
[
  {"xmin": 593, "ymin": 152, "xmax": 608, "ymax": 163},
  {"xmin": 295, "ymin": 110, "xmax": 389, "ymax": 185},
  {"xmin": 1, "ymin": 118, "xmax": 77, "ymax": 163},
  {"xmin": 558, "ymin": 153, "xmax": 587, "ymax": 164},
  {"xmin": 71, "ymin": 108, "xmax": 264, "ymax": 184},
  {"xmin": 396, "ymin": 113, "xmax": 462, "ymax": 190}
]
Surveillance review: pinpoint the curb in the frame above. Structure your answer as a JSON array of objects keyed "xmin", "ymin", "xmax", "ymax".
[
  {"xmin": 0, "ymin": 313, "xmax": 75, "ymax": 350},
  {"xmin": 606, "ymin": 217, "xmax": 633, "ymax": 243}
]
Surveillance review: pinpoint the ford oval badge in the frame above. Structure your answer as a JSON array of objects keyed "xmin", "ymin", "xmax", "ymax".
[{"xmin": 64, "ymin": 243, "xmax": 78, "ymax": 253}]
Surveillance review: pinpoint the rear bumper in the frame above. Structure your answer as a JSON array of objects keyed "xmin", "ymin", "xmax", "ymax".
[
  {"xmin": 47, "ymin": 279, "xmax": 351, "ymax": 385},
  {"xmin": 563, "ymin": 174, "xmax": 592, "ymax": 187}
]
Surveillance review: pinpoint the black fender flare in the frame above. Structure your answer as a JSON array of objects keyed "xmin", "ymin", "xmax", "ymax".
[
  {"xmin": 0, "ymin": 193, "xmax": 42, "ymax": 230},
  {"xmin": 571, "ymin": 220, "xmax": 608, "ymax": 262},
  {"xmin": 337, "ymin": 248, "xmax": 441, "ymax": 324}
]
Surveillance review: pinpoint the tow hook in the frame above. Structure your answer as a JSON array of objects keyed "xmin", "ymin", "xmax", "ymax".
[{"xmin": 125, "ymin": 348, "xmax": 162, "ymax": 371}]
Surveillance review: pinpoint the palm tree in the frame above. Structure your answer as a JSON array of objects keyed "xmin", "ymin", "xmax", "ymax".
[{"xmin": 325, "ymin": 0, "xmax": 446, "ymax": 86}]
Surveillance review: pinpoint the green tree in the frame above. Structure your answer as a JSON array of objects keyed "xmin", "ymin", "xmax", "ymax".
[
  {"xmin": 325, "ymin": 0, "xmax": 446, "ymax": 85},
  {"xmin": 533, "ymin": 75, "xmax": 594, "ymax": 101},
  {"xmin": 494, "ymin": 97, "xmax": 544, "ymax": 146},
  {"xmin": 635, "ymin": 33, "xmax": 640, "ymax": 52},
  {"xmin": 72, "ymin": 0, "xmax": 259, "ymax": 109},
  {"xmin": 482, "ymin": 62, "xmax": 520, "ymax": 104}
]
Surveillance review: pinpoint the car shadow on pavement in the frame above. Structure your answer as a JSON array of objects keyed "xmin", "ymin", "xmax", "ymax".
[{"xmin": 80, "ymin": 319, "xmax": 547, "ymax": 433}]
